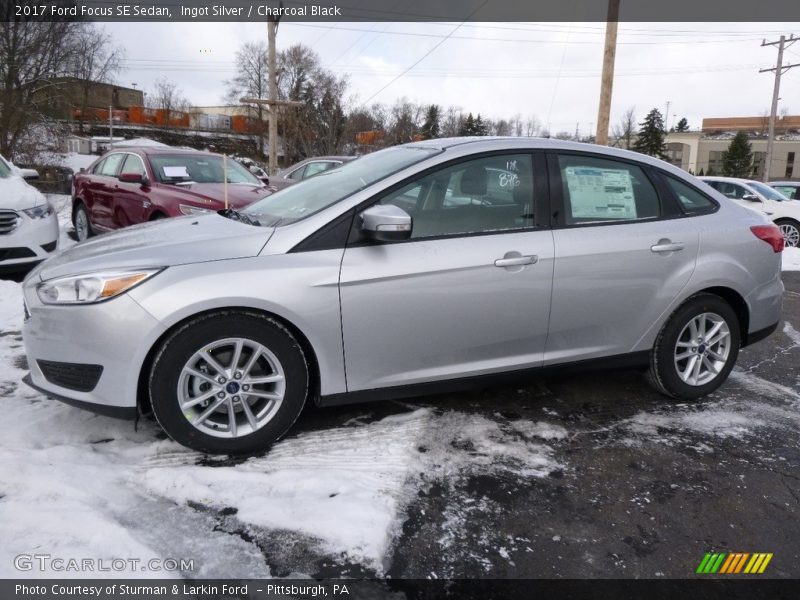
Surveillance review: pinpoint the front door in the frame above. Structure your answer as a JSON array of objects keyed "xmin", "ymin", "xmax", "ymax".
[{"xmin": 339, "ymin": 153, "xmax": 554, "ymax": 392}]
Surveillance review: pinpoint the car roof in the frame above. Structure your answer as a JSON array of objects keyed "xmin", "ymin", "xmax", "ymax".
[
  {"xmin": 769, "ymin": 181, "xmax": 800, "ymax": 186},
  {"xmin": 699, "ymin": 176, "xmax": 758, "ymax": 185}
]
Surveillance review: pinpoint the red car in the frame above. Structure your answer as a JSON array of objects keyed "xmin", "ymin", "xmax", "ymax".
[{"xmin": 72, "ymin": 148, "xmax": 274, "ymax": 241}]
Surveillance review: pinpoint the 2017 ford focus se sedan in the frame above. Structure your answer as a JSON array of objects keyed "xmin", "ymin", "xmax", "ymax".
[{"xmin": 22, "ymin": 138, "xmax": 784, "ymax": 454}]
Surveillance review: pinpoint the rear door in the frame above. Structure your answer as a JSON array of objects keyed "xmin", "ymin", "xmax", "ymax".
[
  {"xmin": 545, "ymin": 152, "xmax": 700, "ymax": 364},
  {"xmin": 339, "ymin": 152, "xmax": 554, "ymax": 392}
]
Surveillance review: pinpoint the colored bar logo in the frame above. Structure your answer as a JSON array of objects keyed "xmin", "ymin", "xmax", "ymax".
[{"xmin": 696, "ymin": 552, "xmax": 773, "ymax": 574}]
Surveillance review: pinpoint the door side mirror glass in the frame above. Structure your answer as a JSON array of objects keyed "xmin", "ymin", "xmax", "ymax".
[
  {"xmin": 742, "ymin": 192, "xmax": 760, "ymax": 202},
  {"xmin": 360, "ymin": 205, "xmax": 412, "ymax": 242}
]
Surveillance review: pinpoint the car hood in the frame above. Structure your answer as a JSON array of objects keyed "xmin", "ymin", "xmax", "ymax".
[
  {"xmin": 160, "ymin": 182, "xmax": 273, "ymax": 208},
  {"xmin": 34, "ymin": 214, "xmax": 274, "ymax": 281},
  {"xmin": 0, "ymin": 175, "xmax": 45, "ymax": 210}
]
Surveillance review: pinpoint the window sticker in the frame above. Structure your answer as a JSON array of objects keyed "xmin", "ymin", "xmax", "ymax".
[
  {"xmin": 163, "ymin": 166, "xmax": 190, "ymax": 178},
  {"xmin": 564, "ymin": 166, "xmax": 637, "ymax": 220}
]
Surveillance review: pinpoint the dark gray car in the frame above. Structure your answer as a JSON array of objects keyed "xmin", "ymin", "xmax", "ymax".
[{"xmin": 269, "ymin": 156, "xmax": 356, "ymax": 190}]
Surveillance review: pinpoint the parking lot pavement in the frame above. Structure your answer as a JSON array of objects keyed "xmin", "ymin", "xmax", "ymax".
[{"xmin": 1, "ymin": 264, "xmax": 798, "ymax": 579}]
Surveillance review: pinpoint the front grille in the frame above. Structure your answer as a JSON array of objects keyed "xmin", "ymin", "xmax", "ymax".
[
  {"xmin": 37, "ymin": 360, "xmax": 103, "ymax": 392},
  {"xmin": 0, "ymin": 247, "xmax": 36, "ymax": 261},
  {"xmin": 0, "ymin": 210, "xmax": 19, "ymax": 234}
]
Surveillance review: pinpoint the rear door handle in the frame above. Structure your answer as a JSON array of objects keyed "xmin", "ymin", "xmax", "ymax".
[
  {"xmin": 494, "ymin": 255, "xmax": 538, "ymax": 267},
  {"xmin": 650, "ymin": 241, "xmax": 685, "ymax": 253}
]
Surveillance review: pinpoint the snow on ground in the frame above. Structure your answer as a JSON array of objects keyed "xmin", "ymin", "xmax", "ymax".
[
  {"xmin": 784, "ymin": 247, "xmax": 800, "ymax": 271},
  {"xmin": 59, "ymin": 152, "xmax": 97, "ymax": 173}
]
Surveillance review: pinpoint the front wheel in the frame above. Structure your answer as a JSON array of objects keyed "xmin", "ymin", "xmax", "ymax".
[
  {"xmin": 149, "ymin": 311, "xmax": 309, "ymax": 454},
  {"xmin": 648, "ymin": 294, "xmax": 740, "ymax": 400},
  {"xmin": 73, "ymin": 202, "xmax": 93, "ymax": 242},
  {"xmin": 776, "ymin": 219, "xmax": 800, "ymax": 248}
]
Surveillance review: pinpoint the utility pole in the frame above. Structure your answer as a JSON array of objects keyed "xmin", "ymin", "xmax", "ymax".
[
  {"xmin": 108, "ymin": 104, "xmax": 113, "ymax": 149},
  {"xmin": 267, "ymin": 17, "xmax": 278, "ymax": 176},
  {"xmin": 760, "ymin": 34, "xmax": 800, "ymax": 182},
  {"xmin": 595, "ymin": 0, "xmax": 620, "ymax": 146},
  {"xmin": 664, "ymin": 100, "xmax": 671, "ymax": 131}
]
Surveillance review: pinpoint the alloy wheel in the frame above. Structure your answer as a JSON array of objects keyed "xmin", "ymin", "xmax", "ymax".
[
  {"xmin": 779, "ymin": 222, "xmax": 800, "ymax": 248},
  {"xmin": 75, "ymin": 209, "xmax": 89, "ymax": 241},
  {"xmin": 673, "ymin": 312, "xmax": 731, "ymax": 386},
  {"xmin": 177, "ymin": 337, "xmax": 286, "ymax": 438}
]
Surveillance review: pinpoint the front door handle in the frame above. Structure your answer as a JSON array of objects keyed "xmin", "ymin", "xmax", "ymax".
[
  {"xmin": 651, "ymin": 240, "xmax": 685, "ymax": 253},
  {"xmin": 494, "ymin": 254, "xmax": 538, "ymax": 267}
]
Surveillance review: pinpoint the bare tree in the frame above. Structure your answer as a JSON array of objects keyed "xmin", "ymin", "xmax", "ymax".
[
  {"xmin": 612, "ymin": 107, "xmax": 636, "ymax": 149},
  {"xmin": 278, "ymin": 44, "xmax": 348, "ymax": 162},
  {"xmin": 67, "ymin": 24, "xmax": 123, "ymax": 133},
  {"xmin": 524, "ymin": 115, "xmax": 541, "ymax": 137},
  {"xmin": 225, "ymin": 41, "xmax": 268, "ymax": 152},
  {"xmin": 440, "ymin": 106, "xmax": 463, "ymax": 138},
  {"xmin": 0, "ymin": 13, "xmax": 78, "ymax": 157},
  {"xmin": 147, "ymin": 77, "xmax": 189, "ymax": 128}
]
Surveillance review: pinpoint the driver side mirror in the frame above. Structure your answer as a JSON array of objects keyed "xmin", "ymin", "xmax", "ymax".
[
  {"xmin": 742, "ymin": 192, "xmax": 760, "ymax": 202},
  {"xmin": 360, "ymin": 205, "xmax": 412, "ymax": 242},
  {"xmin": 118, "ymin": 172, "xmax": 148, "ymax": 186}
]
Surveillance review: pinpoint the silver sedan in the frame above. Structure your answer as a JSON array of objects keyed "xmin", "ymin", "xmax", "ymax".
[{"xmin": 22, "ymin": 138, "xmax": 784, "ymax": 454}]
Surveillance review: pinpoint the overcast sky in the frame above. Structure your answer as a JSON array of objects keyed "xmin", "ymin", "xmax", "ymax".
[{"xmin": 106, "ymin": 21, "xmax": 800, "ymax": 135}]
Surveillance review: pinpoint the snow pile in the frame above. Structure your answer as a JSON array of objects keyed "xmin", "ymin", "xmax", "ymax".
[
  {"xmin": 784, "ymin": 247, "xmax": 800, "ymax": 271},
  {"xmin": 113, "ymin": 138, "xmax": 168, "ymax": 148},
  {"xmin": 59, "ymin": 153, "xmax": 97, "ymax": 173},
  {"xmin": 625, "ymin": 407, "xmax": 759, "ymax": 440}
]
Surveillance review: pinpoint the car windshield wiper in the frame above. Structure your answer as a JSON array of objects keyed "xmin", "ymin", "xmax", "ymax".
[{"xmin": 217, "ymin": 208, "xmax": 261, "ymax": 227}]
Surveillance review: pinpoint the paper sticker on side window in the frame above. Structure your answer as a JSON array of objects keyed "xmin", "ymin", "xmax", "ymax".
[{"xmin": 564, "ymin": 166, "xmax": 637, "ymax": 220}]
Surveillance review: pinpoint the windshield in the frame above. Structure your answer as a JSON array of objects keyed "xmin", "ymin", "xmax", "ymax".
[
  {"xmin": 244, "ymin": 146, "xmax": 440, "ymax": 226},
  {"xmin": 750, "ymin": 181, "xmax": 788, "ymax": 201},
  {"xmin": 0, "ymin": 157, "xmax": 10, "ymax": 178},
  {"xmin": 149, "ymin": 154, "xmax": 262, "ymax": 185}
]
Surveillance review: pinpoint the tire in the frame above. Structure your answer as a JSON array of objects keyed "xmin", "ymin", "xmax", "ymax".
[
  {"xmin": 648, "ymin": 293, "xmax": 740, "ymax": 400},
  {"xmin": 150, "ymin": 212, "xmax": 166, "ymax": 221},
  {"xmin": 149, "ymin": 311, "xmax": 309, "ymax": 454},
  {"xmin": 775, "ymin": 218, "xmax": 800, "ymax": 248},
  {"xmin": 73, "ymin": 202, "xmax": 94, "ymax": 242}
]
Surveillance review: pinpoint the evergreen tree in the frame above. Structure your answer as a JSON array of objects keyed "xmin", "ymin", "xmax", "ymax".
[
  {"xmin": 674, "ymin": 117, "xmax": 689, "ymax": 132},
  {"xmin": 474, "ymin": 114, "xmax": 489, "ymax": 136},
  {"xmin": 459, "ymin": 113, "xmax": 476, "ymax": 136},
  {"xmin": 632, "ymin": 108, "xmax": 668, "ymax": 159},
  {"xmin": 721, "ymin": 131, "xmax": 754, "ymax": 177},
  {"xmin": 419, "ymin": 104, "xmax": 441, "ymax": 139}
]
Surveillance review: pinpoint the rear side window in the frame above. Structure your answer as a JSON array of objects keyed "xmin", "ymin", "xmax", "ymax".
[
  {"xmin": 773, "ymin": 185, "xmax": 797, "ymax": 199},
  {"xmin": 557, "ymin": 155, "xmax": 660, "ymax": 225},
  {"xmin": 665, "ymin": 176, "xmax": 717, "ymax": 215}
]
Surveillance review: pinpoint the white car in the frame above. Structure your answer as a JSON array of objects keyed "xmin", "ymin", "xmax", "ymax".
[
  {"xmin": 769, "ymin": 181, "xmax": 800, "ymax": 201},
  {"xmin": 700, "ymin": 176, "xmax": 800, "ymax": 247},
  {"xmin": 0, "ymin": 154, "xmax": 39, "ymax": 180},
  {"xmin": 0, "ymin": 155, "xmax": 58, "ymax": 272}
]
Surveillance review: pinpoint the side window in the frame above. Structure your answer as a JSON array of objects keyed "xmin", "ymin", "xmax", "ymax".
[
  {"xmin": 558, "ymin": 155, "xmax": 660, "ymax": 225},
  {"xmin": 379, "ymin": 154, "xmax": 535, "ymax": 240},
  {"xmin": 304, "ymin": 161, "xmax": 337, "ymax": 179},
  {"xmin": 99, "ymin": 154, "xmax": 125, "ymax": 177},
  {"xmin": 288, "ymin": 166, "xmax": 306, "ymax": 181},
  {"xmin": 774, "ymin": 186, "xmax": 797, "ymax": 200},
  {"xmin": 665, "ymin": 176, "xmax": 717, "ymax": 215},
  {"xmin": 121, "ymin": 154, "xmax": 146, "ymax": 176},
  {"xmin": 92, "ymin": 158, "xmax": 106, "ymax": 174}
]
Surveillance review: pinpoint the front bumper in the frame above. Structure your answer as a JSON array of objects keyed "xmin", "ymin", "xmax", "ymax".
[
  {"xmin": 0, "ymin": 209, "xmax": 58, "ymax": 270},
  {"xmin": 22, "ymin": 287, "xmax": 167, "ymax": 412}
]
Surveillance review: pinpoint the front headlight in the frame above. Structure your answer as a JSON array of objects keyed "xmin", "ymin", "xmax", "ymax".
[
  {"xmin": 23, "ymin": 203, "xmax": 54, "ymax": 220},
  {"xmin": 37, "ymin": 269, "xmax": 162, "ymax": 305},
  {"xmin": 179, "ymin": 204, "xmax": 212, "ymax": 216}
]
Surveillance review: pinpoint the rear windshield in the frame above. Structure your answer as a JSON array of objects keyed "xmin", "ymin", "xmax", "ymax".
[
  {"xmin": 0, "ymin": 158, "xmax": 10, "ymax": 178},
  {"xmin": 150, "ymin": 154, "xmax": 262, "ymax": 185}
]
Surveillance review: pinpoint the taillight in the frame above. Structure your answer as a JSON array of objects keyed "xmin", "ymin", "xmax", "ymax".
[{"xmin": 750, "ymin": 224, "xmax": 784, "ymax": 253}]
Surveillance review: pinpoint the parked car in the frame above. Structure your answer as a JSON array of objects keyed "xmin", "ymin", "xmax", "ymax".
[
  {"xmin": 700, "ymin": 176, "xmax": 800, "ymax": 247},
  {"xmin": 0, "ymin": 155, "xmax": 58, "ymax": 272},
  {"xmin": 0, "ymin": 154, "xmax": 39, "ymax": 180},
  {"xmin": 269, "ymin": 156, "xmax": 357, "ymax": 190},
  {"xmin": 23, "ymin": 138, "xmax": 783, "ymax": 454},
  {"xmin": 71, "ymin": 148, "xmax": 274, "ymax": 242},
  {"xmin": 769, "ymin": 181, "xmax": 800, "ymax": 201}
]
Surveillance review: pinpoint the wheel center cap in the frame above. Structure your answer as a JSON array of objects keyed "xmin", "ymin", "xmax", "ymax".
[
  {"xmin": 698, "ymin": 344, "xmax": 707, "ymax": 354},
  {"xmin": 225, "ymin": 381, "xmax": 240, "ymax": 394}
]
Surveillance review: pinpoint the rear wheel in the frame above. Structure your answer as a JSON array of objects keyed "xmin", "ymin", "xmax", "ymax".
[
  {"xmin": 149, "ymin": 311, "xmax": 309, "ymax": 454},
  {"xmin": 648, "ymin": 294, "xmax": 740, "ymax": 400},
  {"xmin": 73, "ymin": 202, "xmax": 93, "ymax": 242},
  {"xmin": 776, "ymin": 218, "xmax": 800, "ymax": 248}
]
